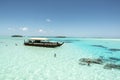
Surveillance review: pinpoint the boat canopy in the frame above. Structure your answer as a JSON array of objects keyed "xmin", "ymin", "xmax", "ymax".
[{"xmin": 29, "ymin": 38, "xmax": 48, "ymax": 41}]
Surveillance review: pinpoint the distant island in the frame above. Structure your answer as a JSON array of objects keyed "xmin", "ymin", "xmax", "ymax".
[
  {"xmin": 56, "ymin": 36, "xmax": 66, "ymax": 38},
  {"xmin": 11, "ymin": 35, "xmax": 23, "ymax": 37}
]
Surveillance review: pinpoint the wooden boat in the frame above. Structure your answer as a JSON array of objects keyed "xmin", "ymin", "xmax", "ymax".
[{"xmin": 24, "ymin": 38, "xmax": 64, "ymax": 48}]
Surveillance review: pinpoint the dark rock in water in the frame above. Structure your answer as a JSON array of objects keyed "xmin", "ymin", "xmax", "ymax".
[
  {"xmin": 108, "ymin": 48, "xmax": 120, "ymax": 52},
  {"xmin": 11, "ymin": 35, "xmax": 23, "ymax": 37},
  {"xmin": 99, "ymin": 56, "xmax": 104, "ymax": 59},
  {"xmin": 109, "ymin": 57, "xmax": 120, "ymax": 61},
  {"xmin": 79, "ymin": 58, "xmax": 103, "ymax": 65},
  {"xmin": 104, "ymin": 63, "xmax": 120, "ymax": 70},
  {"xmin": 105, "ymin": 52, "xmax": 113, "ymax": 54},
  {"xmin": 98, "ymin": 56, "xmax": 118, "ymax": 63},
  {"xmin": 79, "ymin": 62, "xmax": 86, "ymax": 65},
  {"xmin": 79, "ymin": 57, "xmax": 120, "ymax": 70},
  {"xmin": 92, "ymin": 45, "xmax": 108, "ymax": 49}
]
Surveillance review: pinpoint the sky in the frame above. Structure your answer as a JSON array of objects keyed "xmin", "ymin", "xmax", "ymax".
[{"xmin": 0, "ymin": 0, "xmax": 120, "ymax": 37}]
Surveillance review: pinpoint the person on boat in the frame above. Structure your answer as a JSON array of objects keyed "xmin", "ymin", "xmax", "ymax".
[{"xmin": 29, "ymin": 40, "xmax": 32, "ymax": 43}]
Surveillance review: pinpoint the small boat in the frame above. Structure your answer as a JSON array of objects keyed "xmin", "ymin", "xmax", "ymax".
[{"xmin": 24, "ymin": 38, "xmax": 64, "ymax": 48}]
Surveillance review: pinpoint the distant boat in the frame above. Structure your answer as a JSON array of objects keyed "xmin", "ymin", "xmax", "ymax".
[{"xmin": 24, "ymin": 38, "xmax": 64, "ymax": 48}]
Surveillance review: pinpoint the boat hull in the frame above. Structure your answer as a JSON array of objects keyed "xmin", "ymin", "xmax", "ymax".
[{"xmin": 24, "ymin": 42, "xmax": 64, "ymax": 48}]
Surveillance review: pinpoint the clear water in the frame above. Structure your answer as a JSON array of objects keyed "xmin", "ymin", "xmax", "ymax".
[{"xmin": 0, "ymin": 36, "xmax": 120, "ymax": 80}]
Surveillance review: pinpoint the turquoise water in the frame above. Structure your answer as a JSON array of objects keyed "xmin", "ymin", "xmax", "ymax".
[{"xmin": 0, "ymin": 36, "xmax": 120, "ymax": 80}]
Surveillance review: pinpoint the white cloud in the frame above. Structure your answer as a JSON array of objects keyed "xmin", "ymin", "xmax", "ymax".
[
  {"xmin": 39, "ymin": 29, "xmax": 43, "ymax": 32},
  {"xmin": 46, "ymin": 18, "xmax": 51, "ymax": 22},
  {"xmin": 38, "ymin": 29, "xmax": 46, "ymax": 33},
  {"xmin": 19, "ymin": 27, "xmax": 28, "ymax": 31}
]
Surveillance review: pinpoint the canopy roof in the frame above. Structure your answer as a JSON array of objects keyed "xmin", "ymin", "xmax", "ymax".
[{"xmin": 29, "ymin": 38, "xmax": 48, "ymax": 41}]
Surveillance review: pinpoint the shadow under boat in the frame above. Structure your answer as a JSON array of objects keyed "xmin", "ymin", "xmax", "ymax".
[{"xmin": 24, "ymin": 38, "xmax": 64, "ymax": 48}]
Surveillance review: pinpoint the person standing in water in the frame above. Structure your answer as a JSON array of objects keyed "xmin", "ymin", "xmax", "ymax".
[
  {"xmin": 54, "ymin": 53, "xmax": 56, "ymax": 58},
  {"xmin": 87, "ymin": 60, "xmax": 91, "ymax": 66},
  {"xmin": 15, "ymin": 43, "xmax": 18, "ymax": 46}
]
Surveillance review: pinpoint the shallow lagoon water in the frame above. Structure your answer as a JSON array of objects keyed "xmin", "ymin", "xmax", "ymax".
[{"xmin": 0, "ymin": 36, "xmax": 120, "ymax": 80}]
